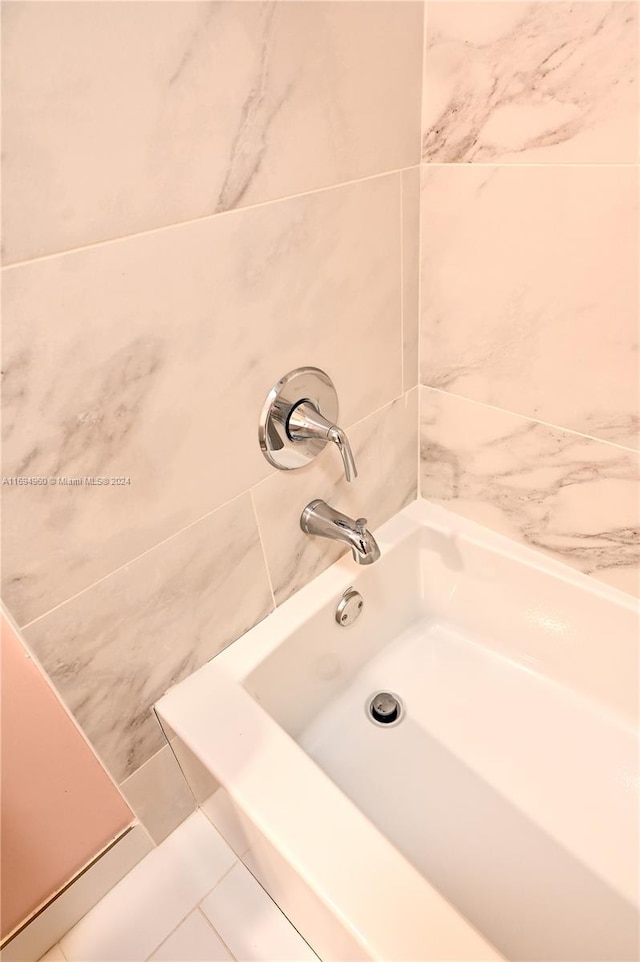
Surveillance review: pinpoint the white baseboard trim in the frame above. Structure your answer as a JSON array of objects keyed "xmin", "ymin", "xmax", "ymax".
[{"xmin": 1, "ymin": 824, "xmax": 153, "ymax": 962}]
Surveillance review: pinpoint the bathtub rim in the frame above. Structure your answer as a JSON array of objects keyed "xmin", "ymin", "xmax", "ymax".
[
  {"xmin": 216, "ymin": 499, "xmax": 638, "ymax": 686},
  {"xmin": 157, "ymin": 644, "xmax": 505, "ymax": 962},
  {"xmin": 156, "ymin": 500, "xmax": 636, "ymax": 961}
]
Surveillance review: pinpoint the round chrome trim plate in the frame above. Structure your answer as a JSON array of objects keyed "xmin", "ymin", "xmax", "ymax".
[
  {"xmin": 335, "ymin": 587, "xmax": 364, "ymax": 627},
  {"xmin": 258, "ymin": 366, "xmax": 339, "ymax": 471},
  {"xmin": 366, "ymin": 691, "xmax": 404, "ymax": 727}
]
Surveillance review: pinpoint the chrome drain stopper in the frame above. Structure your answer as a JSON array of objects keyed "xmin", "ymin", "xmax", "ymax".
[{"xmin": 368, "ymin": 691, "xmax": 402, "ymax": 726}]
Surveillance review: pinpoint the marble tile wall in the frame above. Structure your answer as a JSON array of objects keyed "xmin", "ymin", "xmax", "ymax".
[
  {"xmin": 419, "ymin": 1, "xmax": 640, "ymax": 597},
  {"xmin": 2, "ymin": 1, "xmax": 422, "ymax": 263},
  {"xmin": 1, "ymin": 1, "xmax": 423, "ymax": 824}
]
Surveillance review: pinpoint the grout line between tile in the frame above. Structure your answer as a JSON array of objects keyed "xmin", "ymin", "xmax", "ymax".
[
  {"xmin": 249, "ymin": 488, "xmax": 277, "ymax": 611},
  {"xmin": 417, "ymin": 0, "xmax": 428, "ymax": 499},
  {"xmin": 421, "ymin": 384, "xmax": 640, "ymax": 455},
  {"xmin": 19, "ymin": 390, "xmax": 410, "ymax": 630},
  {"xmin": 196, "ymin": 905, "xmax": 237, "ymax": 962},
  {"xmin": 142, "ymin": 903, "xmax": 206, "ymax": 962},
  {"xmin": 7, "ymin": 158, "xmax": 633, "ymax": 271},
  {"xmin": 197, "ymin": 857, "xmax": 239, "ymax": 910},
  {"xmin": 119, "ymin": 739, "xmax": 198, "ymax": 818},
  {"xmin": 19, "ymin": 487, "xmax": 260, "ymax": 630},
  {"xmin": 416, "ymin": 218, "xmax": 422, "ymax": 495},
  {"xmin": 347, "ymin": 389, "xmax": 409, "ymax": 433},
  {"xmin": 399, "ymin": 171, "xmax": 405, "ymax": 394},
  {"xmin": 2, "ymin": 165, "xmax": 422, "ymax": 272},
  {"xmin": 150, "ymin": 711, "xmax": 200, "ymax": 814},
  {"xmin": 422, "ymin": 162, "xmax": 640, "ymax": 168},
  {"xmin": 420, "ymin": 0, "xmax": 428, "ymax": 168},
  {"xmin": 249, "ymin": 388, "xmax": 411, "ymax": 508},
  {"xmin": 143, "ymin": 847, "xmax": 239, "ymax": 962}
]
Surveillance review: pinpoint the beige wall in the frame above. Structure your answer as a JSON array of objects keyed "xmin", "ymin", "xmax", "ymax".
[
  {"xmin": 0, "ymin": 615, "xmax": 132, "ymax": 940},
  {"xmin": 1, "ymin": 2, "xmax": 422, "ymax": 814},
  {"xmin": 419, "ymin": 1, "xmax": 640, "ymax": 597}
]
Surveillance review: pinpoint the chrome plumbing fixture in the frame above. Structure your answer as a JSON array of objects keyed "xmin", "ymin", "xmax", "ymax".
[
  {"xmin": 335, "ymin": 587, "xmax": 364, "ymax": 627},
  {"xmin": 300, "ymin": 500, "xmax": 381, "ymax": 566},
  {"xmin": 368, "ymin": 691, "xmax": 403, "ymax": 726},
  {"xmin": 259, "ymin": 367, "xmax": 358, "ymax": 482}
]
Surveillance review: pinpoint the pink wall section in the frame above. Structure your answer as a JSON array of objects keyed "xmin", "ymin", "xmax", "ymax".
[{"xmin": 1, "ymin": 615, "xmax": 133, "ymax": 940}]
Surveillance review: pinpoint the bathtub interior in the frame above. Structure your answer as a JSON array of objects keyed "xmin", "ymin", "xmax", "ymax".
[
  {"xmin": 157, "ymin": 503, "xmax": 639, "ymax": 962},
  {"xmin": 244, "ymin": 525, "xmax": 425, "ymax": 739},
  {"xmin": 245, "ymin": 505, "xmax": 637, "ymax": 735},
  {"xmin": 243, "ymin": 506, "xmax": 639, "ymax": 961}
]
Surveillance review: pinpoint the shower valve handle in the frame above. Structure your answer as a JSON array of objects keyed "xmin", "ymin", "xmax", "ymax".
[{"xmin": 288, "ymin": 401, "xmax": 358, "ymax": 483}]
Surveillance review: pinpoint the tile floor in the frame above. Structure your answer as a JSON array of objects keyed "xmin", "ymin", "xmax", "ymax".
[{"xmin": 37, "ymin": 813, "xmax": 319, "ymax": 962}]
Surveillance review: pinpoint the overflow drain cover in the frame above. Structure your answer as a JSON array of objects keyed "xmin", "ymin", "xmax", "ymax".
[{"xmin": 368, "ymin": 691, "xmax": 403, "ymax": 727}]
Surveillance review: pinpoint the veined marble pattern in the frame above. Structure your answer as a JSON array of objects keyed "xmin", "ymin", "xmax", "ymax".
[
  {"xmin": 420, "ymin": 165, "xmax": 639, "ymax": 450},
  {"xmin": 2, "ymin": 1, "xmax": 422, "ymax": 263},
  {"xmin": 421, "ymin": 388, "xmax": 640, "ymax": 598},
  {"xmin": 422, "ymin": 2, "xmax": 638, "ymax": 164},
  {"xmin": 23, "ymin": 494, "xmax": 274, "ymax": 782},
  {"xmin": 402, "ymin": 168, "xmax": 420, "ymax": 391},
  {"xmin": 2, "ymin": 174, "xmax": 402, "ymax": 625},
  {"xmin": 253, "ymin": 390, "xmax": 418, "ymax": 604}
]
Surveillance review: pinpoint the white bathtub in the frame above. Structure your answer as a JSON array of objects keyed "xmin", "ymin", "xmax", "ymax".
[{"xmin": 157, "ymin": 501, "xmax": 639, "ymax": 962}]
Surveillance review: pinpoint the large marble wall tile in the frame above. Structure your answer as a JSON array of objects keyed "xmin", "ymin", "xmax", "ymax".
[
  {"xmin": 2, "ymin": 1, "xmax": 423, "ymax": 263},
  {"xmin": 253, "ymin": 389, "xmax": 418, "ymax": 605},
  {"xmin": 420, "ymin": 165, "xmax": 638, "ymax": 450},
  {"xmin": 422, "ymin": 2, "xmax": 638, "ymax": 164},
  {"xmin": 2, "ymin": 173, "xmax": 402, "ymax": 625},
  {"xmin": 23, "ymin": 494, "xmax": 274, "ymax": 782},
  {"xmin": 421, "ymin": 388, "xmax": 640, "ymax": 598},
  {"xmin": 402, "ymin": 168, "xmax": 420, "ymax": 391},
  {"xmin": 120, "ymin": 745, "xmax": 195, "ymax": 845}
]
